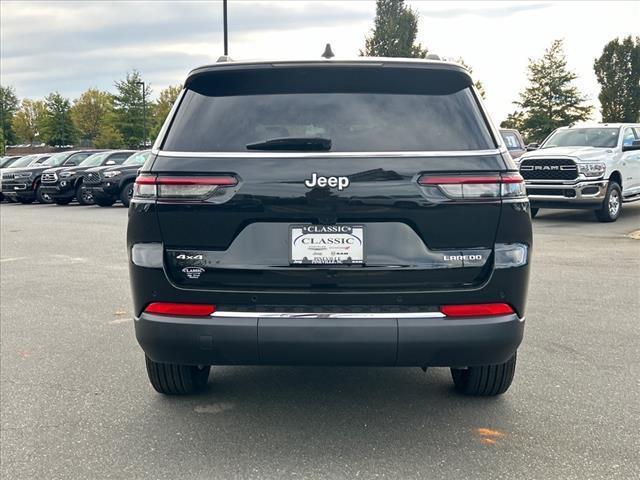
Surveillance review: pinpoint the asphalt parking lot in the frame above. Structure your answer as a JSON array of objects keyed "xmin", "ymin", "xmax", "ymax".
[{"xmin": 1, "ymin": 202, "xmax": 639, "ymax": 480}]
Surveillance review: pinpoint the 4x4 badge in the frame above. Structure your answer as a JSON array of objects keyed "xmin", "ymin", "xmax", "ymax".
[{"xmin": 304, "ymin": 173, "xmax": 349, "ymax": 190}]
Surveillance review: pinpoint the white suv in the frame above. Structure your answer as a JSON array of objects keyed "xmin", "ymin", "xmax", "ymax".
[{"xmin": 519, "ymin": 123, "xmax": 640, "ymax": 222}]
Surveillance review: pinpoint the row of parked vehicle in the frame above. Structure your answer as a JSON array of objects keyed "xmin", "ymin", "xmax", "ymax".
[{"xmin": 0, "ymin": 149, "xmax": 150, "ymax": 207}]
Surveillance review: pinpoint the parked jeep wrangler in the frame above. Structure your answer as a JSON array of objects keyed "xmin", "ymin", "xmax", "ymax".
[
  {"xmin": 519, "ymin": 124, "xmax": 640, "ymax": 221},
  {"xmin": 128, "ymin": 58, "xmax": 532, "ymax": 396}
]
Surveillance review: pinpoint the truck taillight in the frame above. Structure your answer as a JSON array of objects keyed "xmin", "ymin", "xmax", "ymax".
[
  {"xmin": 418, "ymin": 173, "xmax": 526, "ymax": 199},
  {"xmin": 133, "ymin": 175, "xmax": 238, "ymax": 201}
]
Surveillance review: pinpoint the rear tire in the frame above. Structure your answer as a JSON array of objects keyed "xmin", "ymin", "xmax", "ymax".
[
  {"xmin": 54, "ymin": 197, "xmax": 72, "ymax": 205},
  {"xmin": 145, "ymin": 356, "xmax": 210, "ymax": 395},
  {"xmin": 76, "ymin": 183, "xmax": 94, "ymax": 206},
  {"xmin": 119, "ymin": 181, "xmax": 134, "ymax": 207},
  {"xmin": 451, "ymin": 353, "xmax": 517, "ymax": 396},
  {"xmin": 594, "ymin": 182, "xmax": 621, "ymax": 222},
  {"xmin": 530, "ymin": 207, "xmax": 539, "ymax": 218},
  {"xmin": 94, "ymin": 197, "xmax": 116, "ymax": 207},
  {"xmin": 35, "ymin": 184, "xmax": 53, "ymax": 204}
]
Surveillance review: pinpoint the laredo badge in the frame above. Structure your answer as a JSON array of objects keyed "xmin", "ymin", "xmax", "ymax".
[{"xmin": 182, "ymin": 266, "xmax": 205, "ymax": 279}]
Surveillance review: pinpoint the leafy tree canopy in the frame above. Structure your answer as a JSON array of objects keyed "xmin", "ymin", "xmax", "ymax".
[
  {"xmin": 594, "ymin": 35, "xmax": 640, "ymax": 122},
  {"xmin": 361, "ymin": 0, "xmax": 428, "ymax": 58},
  {"xmin": 41, "ymin": 92, "xmax": 77, "ymax": 146},
  {"xmin": 514, "ymin": 40, "xmax": 593, "ymax": 143}
]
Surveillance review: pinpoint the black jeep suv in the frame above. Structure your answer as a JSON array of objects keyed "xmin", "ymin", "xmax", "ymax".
[
  {"xmin": 1, "ymin": 150, "xmax": 96, "ymax": 203},
  {"xmin": 41, "ymin": 150, "xmax": 134, "ymax": 205},
  {"xmin": 128, "ymin": 59, "xmax": 532, "ymax": 396},
  {"xmin": 86, "ymin": 150, "xmax": 151, "ymax": 207}
]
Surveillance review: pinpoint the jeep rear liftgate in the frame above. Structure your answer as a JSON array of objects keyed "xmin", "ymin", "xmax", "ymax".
[{"xmin": 141, "ymin": 63, "xmax": 517, "ymax": 293}]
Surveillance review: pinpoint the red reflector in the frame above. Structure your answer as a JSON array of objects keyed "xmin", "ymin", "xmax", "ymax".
[
  {"xmin": 440, "ymin": 303, "xmax": 514, "ymax": 317},
  {"xmin": 144, "ymin": 302, "xmax": 216, "ymax": 316},
  {"xmin": 418, "ymin": 175, "xmax": 500, "ymax": 185},
  {"xmin": 156, "ymin": 176, "xmax": 237, "ymax": 186}
]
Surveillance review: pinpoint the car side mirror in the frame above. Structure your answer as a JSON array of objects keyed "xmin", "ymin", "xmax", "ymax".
[
  {"xmin": 622, "ymin": 140, "xmax": 640, "ymax": 152},
  {"xmin": 526, "ymin": 143, "xmax": 539, "ymax": 151},
  {"xmin": 106, "ymin": 160, "xmax": 116, "ymax": 165}
]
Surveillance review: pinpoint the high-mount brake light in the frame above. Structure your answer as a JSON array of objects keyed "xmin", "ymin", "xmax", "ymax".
[
  {"xmin": 417, "ymin": 173, "xmax": 526, "ymax": 199},
  {"xmin": 144, "ymin": 302, "xmax": 216, "ymax": 317},
  {"xmin": 440, "ymin": 303, "xmax": 514, "ymax": 317},
  {"xmin": 133, "ymin": 175, "xmax": 238, "ymax": 200}
]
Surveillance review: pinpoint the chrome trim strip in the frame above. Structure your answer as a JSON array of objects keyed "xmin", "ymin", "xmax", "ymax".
[
  {"xmin": 211, "ymin": 311, "xmax": 445, "ymax": 319},
  {"xmin": 155, "ymin": 148, "xmax": 506, "ymax": 159}
]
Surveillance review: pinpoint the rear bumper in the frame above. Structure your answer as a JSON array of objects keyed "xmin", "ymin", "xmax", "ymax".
[
  {"xmin": 136, "ymin": 311, "xmax": 524, "ymax": 367},
  {"xmin": 526, "ymin": 179, "xmax": 607, "ymax": 207}
]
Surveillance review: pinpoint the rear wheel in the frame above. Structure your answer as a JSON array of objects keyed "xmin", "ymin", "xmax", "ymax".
[
  {"xmin": 594, "ymin": 182, "xmax": 621, "ymax": 222},
  {"xmin": 145, "ymin": 356, "xmax": 210, "ymax": 395},
  {"xmin": 35, "ymin": 184, "xmax": 53, "ymax": 204},
  {"xmin": 119, "ymin": 181, "xmax": 134, "ymax": 207},
  {"xmin": 76, "ymin": 183, "xmax": 94, "ymax": 206},
  {"xmin": 451, "ymin": 353, "xmax": 517, "ymax": 396},
  {"xmin": 54, "ymin": 197, "xmax": 72, "ymax": 205},
  {"xmin": 530, "ymin": 207, "xmax": 539, "ymax": 218}
]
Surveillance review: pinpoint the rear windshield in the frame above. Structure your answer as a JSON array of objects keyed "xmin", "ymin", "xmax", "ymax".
[
  {"xmin": 501, "ymin": 131, "xmax": 521, "ymax": 150},
  {"xmin": 163, "ymin": 67, "xmax": 495, "ymax": 152}
]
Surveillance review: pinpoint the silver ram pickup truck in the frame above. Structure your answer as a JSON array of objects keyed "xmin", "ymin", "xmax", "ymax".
[{"xmin": 519, "ymin": 123, "xmax": 640, "ymax": 222}]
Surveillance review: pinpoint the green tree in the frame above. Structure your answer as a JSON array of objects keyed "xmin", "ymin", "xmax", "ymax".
[
  {"xmin": 514, "ymin": 40, "xmax": 593, "ymax": 143},
  {"xmin": 12, "ymin": 99, "xmax": 47, "ymax": 144},
  {"xmin": 41, "ymin": 92, "xmax": 77, "ymax": 146},
  {"xmin": 454, "ymin": 58, "xmax": 486, "ymax": 99},
  {"xmin": 94, "ymin": 124, "xmax": 125, "ymax": 149},
  {"xmin": 0, "ymin": 85, "xmax": 20, "ymax": 148},
  {"xmin": 500, "ymin": 111, "xmax": 526, "ymax": 133},
  {"xmin": 361, "ymin": 0, "xmax": 428, "ymax": 58},
  {"xmin": 594, "ymin": 36, "xmax": 640, "ymax": 122},
  {"xmin": 151, "ymin": 84, "xmax": 182, "ymax": 140},
  {"xmin": 113, "ymin": 70, "xmax": 152, "ymax": 149},
  {"xmin": 71, "ymin": 89, "xmax": 115, "ymax": 146}
]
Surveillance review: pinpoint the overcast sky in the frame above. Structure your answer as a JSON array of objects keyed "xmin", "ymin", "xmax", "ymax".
[{"xmin": 1, "ymin": 1, "xmax": 638, "ymax": 123}]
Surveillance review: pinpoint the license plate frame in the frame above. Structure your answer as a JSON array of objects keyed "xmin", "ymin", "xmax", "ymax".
[{"xmin": 289, "ymin": 225, "xmax": 365, "ymax": 265}]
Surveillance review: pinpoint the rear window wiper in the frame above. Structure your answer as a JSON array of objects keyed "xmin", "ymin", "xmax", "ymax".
[{"xmin": 246, "ymin": 137, "xmax": 332, "ymax": 151}]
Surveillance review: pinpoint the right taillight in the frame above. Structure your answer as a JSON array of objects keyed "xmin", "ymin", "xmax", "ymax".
[
  {"xmin": 133, "ymin": 175, "xmax": 238, "ymax": 201},
  {"xmin": 417, "ymin": 173, "xmax": 526, "ymax": 200}
]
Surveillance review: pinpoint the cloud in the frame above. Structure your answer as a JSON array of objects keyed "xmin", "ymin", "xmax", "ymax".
[
  {"xmin": 414, "ymin": 2, "xmax": 551, "ymax": 19},
  {"xmin": 1, "ymin": 1, "xmax": 372, "ymax": 98}
]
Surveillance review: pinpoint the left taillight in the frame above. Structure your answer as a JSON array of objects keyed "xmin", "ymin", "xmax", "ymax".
[
  {"xmin": 133, "ymin": 175, "xmax": 238, "ymax": 201},
  {"xmin": 417, "ymin": 173, "xmax": 526, "ymax": 200}
]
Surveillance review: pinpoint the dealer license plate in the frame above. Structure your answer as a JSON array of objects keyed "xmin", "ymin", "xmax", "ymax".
[{"xmin": 290, "ymin": 225, "xmax": 364, "ymax": 265}]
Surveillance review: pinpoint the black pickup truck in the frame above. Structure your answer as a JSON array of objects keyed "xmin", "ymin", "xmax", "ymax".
[
  {"xmin": 85, "ymin": 150, "xmax": 151, "ymax": 207},
  {"xmin": 41, "ymin": 150, "xmax": 135, "ymax": 205},
  {"xmin": 1, "ymin": 150, "xmax": 96, "ymax": 203}
]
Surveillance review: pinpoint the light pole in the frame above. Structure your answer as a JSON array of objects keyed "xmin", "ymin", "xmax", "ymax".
[
  {"xmin": 223, "ymin": 0, "xmax": 228, "ymax": 56},
  {"xmin": 136, "ymin": 81, "xmax": 146, "ymax": 147}
]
